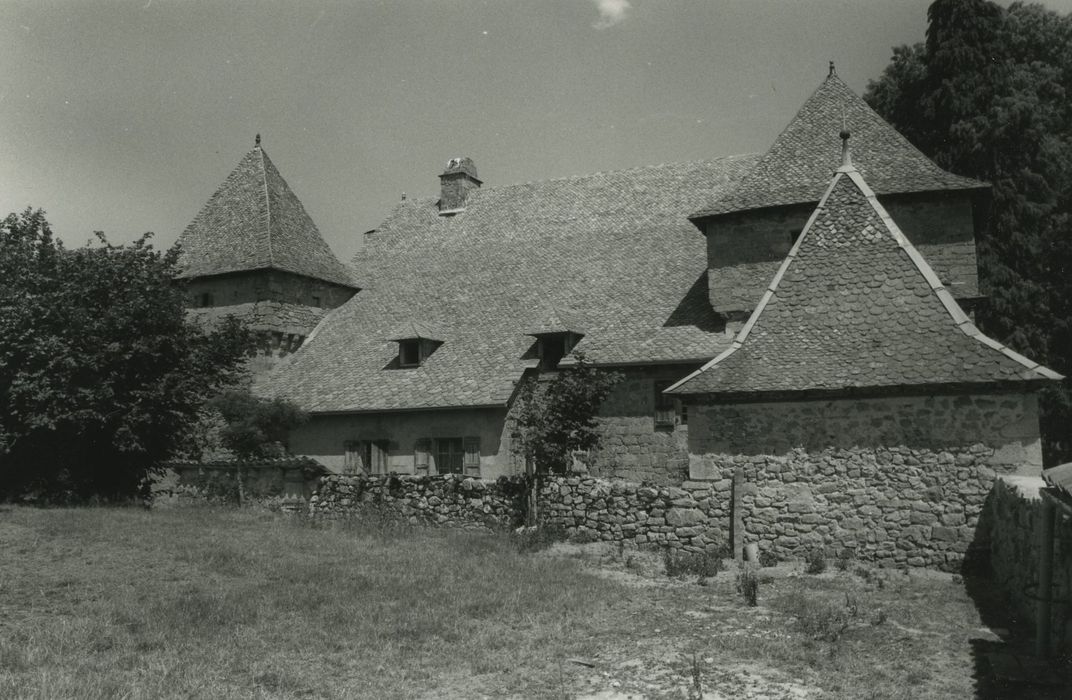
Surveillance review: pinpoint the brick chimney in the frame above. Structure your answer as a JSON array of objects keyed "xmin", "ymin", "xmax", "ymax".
[{"xmin": 438, "ymin": 157, "xmax": 481, "ymax": 214}]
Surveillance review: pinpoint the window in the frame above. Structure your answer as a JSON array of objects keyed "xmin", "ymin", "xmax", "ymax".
[
  {"xmin": 653, "ymin": 380, "xmax": 678, "ymax": 429},
  {"xmin": 198, "ymin": 292, "xmax": 214, "ymax": 308},
  {"xmin": 311, "ymin": 295, "xmax": 321, "ymax": 307},
  {"xmin": 536, "ymin": 332, "xmax": 580, "ymax": 370},
  {"xmin": 435, "ymin": 438, "xmax": 464, "ymax": 475},
  {"xmin": 397, "ymin": 338, "xmax": 442, "ymax": 368},
  {"xmin": 399, "ymin": 339, "xmax": 421, "ymax": 367},
  {"xmin": 344, "ymin": 440, "xmax": 388, "ymax": 475},
  {"xmin": 788, "ymin": 228, "xmax": 803, "ymax": 246}
]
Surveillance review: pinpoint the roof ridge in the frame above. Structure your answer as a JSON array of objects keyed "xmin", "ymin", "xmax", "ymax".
[{"xmin": 258, "ymin": 146, "xmax": 274, "ymax": 268}]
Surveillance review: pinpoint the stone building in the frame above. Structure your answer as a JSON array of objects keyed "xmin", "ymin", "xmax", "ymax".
[
  {"xmin": 176, "ymin": 135, "xmax": 358, "ymax": 375},
  {"xmin": 252, "ymin": 67, "xmax": 1057, "ymax": 491},
  {"xmin": 666, "ymin": 136, "xmax": 1061, "ymax": 566}
]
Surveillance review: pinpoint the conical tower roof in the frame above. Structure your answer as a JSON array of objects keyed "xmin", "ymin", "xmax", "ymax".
[
  {"xmin": 691, "ymin": 69, "xmax": 985, "ymax": 219},
  {"xmin": 176, "ymin": 139, "xmax": 356, "ymax": 288},
  {"xmin": 670, "ymin": 149, "xmax": 1059, "ymax": 397}
]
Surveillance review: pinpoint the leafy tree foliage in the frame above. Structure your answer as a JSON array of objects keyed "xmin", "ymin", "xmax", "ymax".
[
  {"xmin": 865, "ymin": 0, "xmax": 1072, "ymax": 462},
  {"xmin": 0, "ymin": 209, "xmax": 254, "ymax": 500},
  {"xmin": 206, "ymin": 389, "xmax": 308, "ymax": 460},
  {"xmin": 511, "ymin": 353, "xmax": 623, "ymax": 474}
]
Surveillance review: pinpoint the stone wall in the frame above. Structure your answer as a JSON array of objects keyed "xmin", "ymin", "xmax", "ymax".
[
  {"xmin": 703, "ymin": 192, "xmax": 978, "ymax": 313},
  {"xmin": 987, "ymin": 476, "xmax": 1072, "ymax": 651},
  {"xmin": 307, "ymin": 473, "xmax": 731, "ymax": 551},
  {"xmin": 687, "ymin": 392, "xmax": 1043, "ymax": 571},
  {"xmin": 185, "ymin": 269, "xmax": 355, "ymax": 310},
  {"xmin": 156, "ymin": 457, "xmax": 325, "ymax": 506},
  {"xmin": 588, "ymin": 365, "xmax": 697, "ymax": 485},
  {"xmin": 309, "ymin": 473, "xmax": 522, "ymax": 529},
  {"xmin": 537, "ymin": 476, "xmax": 728, "ymax": 552}
]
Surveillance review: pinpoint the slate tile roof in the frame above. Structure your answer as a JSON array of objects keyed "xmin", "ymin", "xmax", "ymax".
[
  {"xmin": 669, "ymin": 160, "xmax": 1061, "ymax": 398},
  {"xmin": 187, "ymin": 301, "xmax": 327, "ymax": 337},
  {"xmin": 175, "ymin": 145, "xmax": 356, "ymax": 288},
  {"xmin": 691, "ymin": 72, "xmax": 986, "ymax": 220},
  {"xmin": 262, "ymin": 156, "xmax": 759, "ymax": 412}
]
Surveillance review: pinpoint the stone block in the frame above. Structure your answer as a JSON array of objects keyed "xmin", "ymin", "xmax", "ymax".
[{"xmin": 666, "ymin": 507, "xmax": 705, "ymax": 527}]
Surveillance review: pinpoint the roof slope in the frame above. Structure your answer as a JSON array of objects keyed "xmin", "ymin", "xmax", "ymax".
[
  {"xmin": 670, "ymin": 160, "xmax": 1060, "ymax": 397},
  {"xmin": 263, "ymin": 155, "xmax": 759, "ymax": 412},
  {"xmin": 691, "ymin": 72, "xmax": 985, "ymax": 219},
  {"xmin": 176, "ymin": 145, "xmax": 355, "ymax": 288}
]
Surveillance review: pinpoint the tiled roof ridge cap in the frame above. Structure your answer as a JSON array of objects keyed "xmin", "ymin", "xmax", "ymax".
[
  {"xmin": 258, "ymin": 146, "xmax": 275, "ymax": 268},
  {"xmin": 383, "ymin": 154, "xmax": 762, "ymax": 207}
]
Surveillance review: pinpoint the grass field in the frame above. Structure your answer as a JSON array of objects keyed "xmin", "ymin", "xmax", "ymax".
[{"xmin": 0, "ymin": 505, "xmax": 1059, "ymax": 698}]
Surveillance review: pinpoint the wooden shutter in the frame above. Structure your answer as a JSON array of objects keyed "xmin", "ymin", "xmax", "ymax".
[
  {"xmin": 370, "ymin": 441, "xmax": 388, "ymax": 475},
  {"xmin": 463, "ymin": 436, "xmax": 481, "ymax": 474},
  {"xmin": 414, "ymin": 438, "xmax": 431, "ymax": 475},
  {"xmin": 653, "ymin": 380, "xmax": 676, "ymax": 428}
]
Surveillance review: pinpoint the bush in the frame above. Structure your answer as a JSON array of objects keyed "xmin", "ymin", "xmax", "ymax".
[
  {"xmin": 513, "ymin": 524, "xmax": 566, "ymax": 553},
  {"xmin": 805, "ymin": 548, "xmax": 827, "ymax": 575},
  {"xmin": 736, "ymin": 564, "xmax": 759, "ymax": 606},
  {"xmin": 664, "ymin": 548, "xmax": 722, "ymax": 580},
  {"xmin": 758, "ymin": 550, "xmax": 779, "ymax": 568},
  {"xmin": 835, "ymin": 549, "xmax": 854, "ymax": 571}
]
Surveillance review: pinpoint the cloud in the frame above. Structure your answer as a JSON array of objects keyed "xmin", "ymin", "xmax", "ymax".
[{"xmin": 592, "ymin": 0, "xmax": 631, "ymax": 29}]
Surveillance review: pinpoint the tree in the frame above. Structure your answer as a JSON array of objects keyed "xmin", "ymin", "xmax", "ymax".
[
  {"xmin": 207, "ymin": 389, "xmax": 308, "ymax": 460},
  {"xmin": 865, "ymin": 0, "xmax": 1072, "ymax": 463},
  {"xmin": 510, "ymin": 354, "xmax": 622, "ymax": 523},
  {"xmin": 0, "ymin": 209, "xmax": 254, "ymax": 500}
]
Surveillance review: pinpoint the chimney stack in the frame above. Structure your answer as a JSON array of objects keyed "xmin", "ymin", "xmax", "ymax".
[{"xmin": 438, "ymin": 157, "xmax": 481, "ymax": 214}]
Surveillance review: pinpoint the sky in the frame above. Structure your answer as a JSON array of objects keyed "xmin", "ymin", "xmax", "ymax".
[{"xmin": 3, "ymin": 0, "xmax": 1071, "ymax": 264}]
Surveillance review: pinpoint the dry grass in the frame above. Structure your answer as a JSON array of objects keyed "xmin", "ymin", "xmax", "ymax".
[{"xmin": 0, "ymin": 505, "xmax": 1031, "ymax": 698}]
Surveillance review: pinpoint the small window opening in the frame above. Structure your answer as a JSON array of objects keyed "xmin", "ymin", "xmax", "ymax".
[
  {"xmin": 399, "ymin": 339, "xmax": 421, "ymax": 367},
  {"xmin": 788, "ymin": 228, "xmax": 803, "ymax": 246},
  {"xmin": 312, "ymin": 295, "xmax": 321, "ymax": 307},
  {"xmin": 198, "ymin": 292, "xmax": 214, "ymax": 308},
  {"xmin": 537, "ymin": 332, "xmax": 580, "ymax": 370},
  {"xmin": 653, "ymin": 380, "xmax": 681, "ymax": 429}
]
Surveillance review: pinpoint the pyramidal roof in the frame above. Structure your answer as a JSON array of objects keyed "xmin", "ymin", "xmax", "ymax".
[
  {"xmin": 176, "ymin": 140, "xmax": 356, "ymax": 288},
  {"xmin": 691, "ymin": 69, "xmax": 985, "ymax": 219},
  {"xmin": 670, "ymin": 148, "xmax": 1060, "ymax": 397}
]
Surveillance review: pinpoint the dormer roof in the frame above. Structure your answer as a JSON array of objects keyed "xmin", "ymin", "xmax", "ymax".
[
  {"xmin": 386, "ymin": 321, "xmax": 446, "ymax": 343},
  {"xmin": 690, "ymin": 70, "xmax": 986, "ymax": 221},
  {"xmin": 176, "ymin": 140, "xmax": 357, "ymax": 288},
  {"xmin": 670, "ymin": 155, "xmax": 1061, "ymax": 397}
]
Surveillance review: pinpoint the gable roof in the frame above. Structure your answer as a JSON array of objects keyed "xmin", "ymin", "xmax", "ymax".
[
  {"xmin": 691, "ymin": 72, "xmax": 985, "ymax": 220},
  {"xmin": 261, "ymin": 155, "xmax": 759, "ymax": 413},
  {"xmin": 175, "ymin": 144, "xmax": 356, "ymax": 288},
  {"xmin": 669, "ymin": 156, "xmax": 1061, "ymax": 398}
]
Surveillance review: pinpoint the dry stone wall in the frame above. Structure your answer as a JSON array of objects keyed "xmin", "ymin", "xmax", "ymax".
[
  {"xmin": 537, "ymin": 477, "xmax": 729, "ymax": 552},
  {"xmin": 687, "ymin": 393, "xmax": 1043, "ymax": 571},
  {"xmin": 310, "ymin": 474, "xmax": 523, "ymax": 529},
  {"xmin": 988, "ymin": 476, "xmax": 1072, "ymax": 651}
]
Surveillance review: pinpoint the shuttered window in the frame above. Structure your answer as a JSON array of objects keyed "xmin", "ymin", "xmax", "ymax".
[
  {"xmin": 343, "ymin": 441, "xmax": 364, "ymax": 474},
  {"xmin": 344, "ymin": 440, "xmax": 389, "ymax": 475},
  {"xmin": 435, "ymin": 438, "xmax": 464, "ymax": 475}
]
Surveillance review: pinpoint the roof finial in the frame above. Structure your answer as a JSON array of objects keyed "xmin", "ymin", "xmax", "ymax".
[
  {"xmin": 829, "ymin": 60, "xmax": 836, "ymax": 77},
  {"xmin": 839, "ymin": 128, "xmax": 852, "ymax": 169},
  {"xmin": 255, "ymin": 133, "xmax": 261, "ymax": 148},
  {"xmin": 401, "ymin": 192, "xmax": 407, "ymax": 201}
]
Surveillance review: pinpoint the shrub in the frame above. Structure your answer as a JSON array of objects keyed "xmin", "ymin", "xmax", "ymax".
[
  {"xmin": 513, "ymin": 524, "xmax": 566, "ymax": 553},
  {"xmin": 736, "ymin": 564, "xmax": 759, "ymax": 606},
  {"xmin": 779, "ymin": 591, "xmax": 860, "ymax": 643},
  {"xmin": 804, "ymin": 548, "xmax": 827, "ymax": 575},
  {"xmin": 664, "ymin": 548, "xmax": 722, "ymax": 580},
  {"xmin": 758, "ymin": 550, "xmax": 779, "ymax": 568},
  {"xmin": 835, "ymin": 549, "xmax": 854, "ymax": 571}
]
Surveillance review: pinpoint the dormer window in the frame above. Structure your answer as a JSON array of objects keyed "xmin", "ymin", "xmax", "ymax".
[
  {"xmin": 388, "ymin": 322, "xmax": 444, "ymax": 369},
  {"xmin": 529, "ymin": 331, "xmax": 582, "ymax": 370}
]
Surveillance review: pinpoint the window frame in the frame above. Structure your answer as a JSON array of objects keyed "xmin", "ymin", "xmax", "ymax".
[{"xmin": 653, "ymin": 379, "xmax": 680, "ymax": 429}]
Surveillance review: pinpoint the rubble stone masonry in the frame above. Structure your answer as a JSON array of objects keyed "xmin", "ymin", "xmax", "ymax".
[{"xmin": 687, "ymin": 392, "xmax": 1043, "ymax": 570}]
